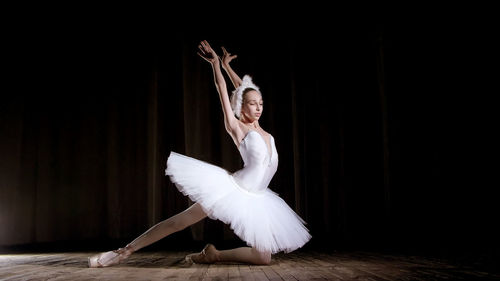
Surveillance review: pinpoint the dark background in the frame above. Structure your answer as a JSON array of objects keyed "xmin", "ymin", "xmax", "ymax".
[{"xmin": 1, "ymin": 15, "xmax": 498, "ymax": 267}]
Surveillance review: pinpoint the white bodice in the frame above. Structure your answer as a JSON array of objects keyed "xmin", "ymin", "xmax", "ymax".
[{"xmin": 231, "ymin": 130, "xmax": 278, "ymax": 193}]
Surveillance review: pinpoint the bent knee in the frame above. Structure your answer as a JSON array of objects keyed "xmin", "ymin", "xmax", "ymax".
[
  {"xmin": 261, "ymin": 254, "xmax": 272, "ymax": 265},
  {"xmin": 258, "ymin": 252, "xmax": 272, "ymax": 265},
  {"xmin": 253, "ymin": 249, "xmax": 272, "ymax": 265}
]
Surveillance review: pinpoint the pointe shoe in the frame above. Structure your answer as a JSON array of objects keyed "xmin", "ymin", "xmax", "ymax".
[
  {"xmin": 88, "ymin": 245, "xmax": 134, "ymax": 268},
  {"xmin": 185, "ymin": 243, "xmax": 219, "ymax": 264}
]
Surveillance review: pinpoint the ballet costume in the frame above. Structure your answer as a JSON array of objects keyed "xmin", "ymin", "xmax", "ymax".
[
  {"xmin": 165, "ymin": 130, "xmax": 311, "ymax": 254},
  {"xmin": 88, "ymin": 130, "xmax": 311, "ymax": 267}
]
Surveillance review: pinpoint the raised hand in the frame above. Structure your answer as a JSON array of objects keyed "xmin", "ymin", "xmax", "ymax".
[
  {"xmin": 221, "ymin": 46, "xmax": 237, "ymax": 68},
  {"xmin": 197, "ymin": 40, "xmax": 219, "ymax": 64}
]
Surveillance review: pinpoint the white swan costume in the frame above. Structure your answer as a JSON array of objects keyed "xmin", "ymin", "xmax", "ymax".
[{"xmin": 165, "ymin": 76, "xmax": 311, "ymax": 254}]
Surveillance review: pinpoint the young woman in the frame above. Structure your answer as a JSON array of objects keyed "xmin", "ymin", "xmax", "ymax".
[{"xmin": 88, "ymin": 40, "xmax": 311, "ymax": 267}]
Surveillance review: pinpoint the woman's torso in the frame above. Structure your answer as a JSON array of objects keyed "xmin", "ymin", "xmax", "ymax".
[{"xmin": 231, "ymin": 128, "xmax": 278, "ymax": 193}]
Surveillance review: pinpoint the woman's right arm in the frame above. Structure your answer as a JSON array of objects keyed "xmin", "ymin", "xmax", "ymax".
[
  {"xmin": 198, "ymin": 41, "xmax": 239, "ymax": 133},
  {"xmin": 221, "ymin": 46, "xmax": 242, "ymax": 89}
]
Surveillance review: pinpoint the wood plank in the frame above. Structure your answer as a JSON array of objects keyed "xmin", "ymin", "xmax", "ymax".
[
  {"xmin": 228, "ymin": 264, "xmax": 243, "ymax": 281},
  {"xmin": 249, "ymin": 265, "xmax": 270, "ymax": 281},
  {"xmin": 310, "ymin": 251, "xmax": 421, "ymax": 281},
  {"xmin": 269, "ymin": 262, "xmax": 297, "ymax": 281},
  {"xmin": 0, "ymin": 250, "xmax": 498, "ymax": 280},
  {"xmin": 261, "ymin": 264, "xmax": 284, "ymax": 281},
  {"xmin": 188, "ymin": 264, "xmax": 210, "ymax": 280},
  {"xmin": 239, "ymin": 265, "xmax": 256, "ymax": 281}
]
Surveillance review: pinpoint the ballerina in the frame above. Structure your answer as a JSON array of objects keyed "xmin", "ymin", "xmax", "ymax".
[{"xmin": 88, "ymin": 40, "xmax": 311, "ymax": 268}]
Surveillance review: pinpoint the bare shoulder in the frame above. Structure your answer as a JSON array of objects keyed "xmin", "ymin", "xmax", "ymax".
[
  {"xmin": 228, "ymin": 121, "xmax": 273, "ymax": 148},
  {"xmin": 227, "ymin": 121, "xmax": 247, "ymax": 147},
  {"xmin": 262, "ymin": 129, "xmax": 272, "ymax": 138},
  {"xmin": 254, "ymin": 126, "xmax": 272, "ymax": 138}
]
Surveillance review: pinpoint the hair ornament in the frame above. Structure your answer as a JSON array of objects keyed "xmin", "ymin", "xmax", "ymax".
[{"xmin": 230, "ymin": 75, "xmax": 261, "ymax": 119}]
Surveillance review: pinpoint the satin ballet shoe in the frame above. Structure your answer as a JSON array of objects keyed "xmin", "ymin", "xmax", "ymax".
[
  {"xmin": 88, "ymin": 245, "xmax": 134, "ymax": 268},
  {"xmin": 185, "ymin": 243, "xmax": 219, "ymax": 264}
]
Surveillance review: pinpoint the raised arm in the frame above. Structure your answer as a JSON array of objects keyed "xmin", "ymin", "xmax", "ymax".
[
  {"xmin": 198, "ymin": 40, "xmax": 239, "ymax": 132},
  {"xmin": 220, "ymin": 46, "xmax": 242, "ymax": 89}
]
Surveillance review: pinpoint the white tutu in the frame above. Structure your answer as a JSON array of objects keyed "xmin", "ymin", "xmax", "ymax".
[{"xmin": 165, "ymin": 150, "xmax": 311, "ymax": 254}]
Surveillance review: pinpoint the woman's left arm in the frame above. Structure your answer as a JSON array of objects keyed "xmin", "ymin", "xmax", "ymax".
[
  {"xmin": 198, "ymin": 40, "xmax": 239, "ymax": 133},
  {"xmin": 221, "ymin": 46, "xmax": 242, "ymax": 89}
]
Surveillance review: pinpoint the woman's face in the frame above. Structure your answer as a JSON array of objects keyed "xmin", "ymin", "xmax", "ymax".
[{"xmin": 241, "ymin": 90, "xmax": 263, "ymax": 121}]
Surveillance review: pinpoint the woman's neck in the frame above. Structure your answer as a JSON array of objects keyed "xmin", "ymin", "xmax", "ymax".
[{"xmin": 242, "ymin": 119, "xmax": 259, "ymax": 129}]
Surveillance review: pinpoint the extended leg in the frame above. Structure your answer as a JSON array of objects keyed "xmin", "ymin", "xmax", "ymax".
[
  {"xmin": 127, "ymin": 202, "xmax": 207, "ymax": 252},
  {"xmin": 89, "ymin": 202, "xmax": 207, "ymax": 267}
]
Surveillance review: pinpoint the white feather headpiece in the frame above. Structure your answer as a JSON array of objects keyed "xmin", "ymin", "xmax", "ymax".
[{"xmin": 230, "ymin": 75, "xmax": 261, "ymax": 119}]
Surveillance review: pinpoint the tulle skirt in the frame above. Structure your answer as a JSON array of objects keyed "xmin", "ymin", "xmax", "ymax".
[{"xmin": 165, "ymin": 151, "xmax": 311, "ymax": 254}]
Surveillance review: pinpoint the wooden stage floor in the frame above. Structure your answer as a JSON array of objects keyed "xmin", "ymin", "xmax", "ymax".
[{"xmin": 0, "ymin": 250, "xmax": 498, "ymax": 280}]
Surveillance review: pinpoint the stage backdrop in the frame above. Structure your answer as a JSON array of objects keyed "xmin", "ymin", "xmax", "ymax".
[{"xmin": 1, "ymin": 24, "xmax": 496, "ymax": 256}]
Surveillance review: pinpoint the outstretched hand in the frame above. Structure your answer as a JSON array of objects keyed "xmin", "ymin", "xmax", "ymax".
[
  {"xmin": 197, "ymin": 40, "xmax": 219, "ymax": 64},
  {"xmin": 221, "ymin": 46, "xmax": 237, "ymax": 67}
]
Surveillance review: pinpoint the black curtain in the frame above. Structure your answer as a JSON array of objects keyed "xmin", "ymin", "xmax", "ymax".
[{"xmin": 1, "ymin": 22, "xmax": 497, "ymax": 259}]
